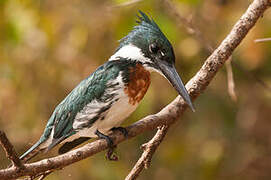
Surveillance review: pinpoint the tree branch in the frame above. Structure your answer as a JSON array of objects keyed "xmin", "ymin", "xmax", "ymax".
[
  {"xmin": 125, "ymin": 125, "xmax": 169, "ymax": 180},
  {"xmin": 0, "ymin": 0, "xmax": 270, "ymax": 179},
  {"xmin": 0, "ymin": 131, "xmax": 24, "ymax": 169}
]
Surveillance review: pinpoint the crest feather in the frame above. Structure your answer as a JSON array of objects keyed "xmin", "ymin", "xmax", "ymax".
[
  {"xmin": 135, "ymin": 10, "xmax": 162, "ymax": 33},
  {"xmin": 118, "ymin": 11, "xmax": 165, "ymax": 48}
]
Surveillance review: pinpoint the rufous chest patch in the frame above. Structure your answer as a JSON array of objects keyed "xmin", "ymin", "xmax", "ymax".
[{"xmin": 124, "ymin": 63, "xmax": 151, "ymax": 105}]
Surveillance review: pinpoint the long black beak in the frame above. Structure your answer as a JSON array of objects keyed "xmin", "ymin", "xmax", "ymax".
[{"xmin": 158, "ymin": 61, "xmax": 195, "ymax": 112}]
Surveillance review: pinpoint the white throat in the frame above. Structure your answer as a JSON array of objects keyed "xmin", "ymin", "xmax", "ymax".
[{"xmin": 109, "ymin": 44, "xmax": 164, "ymax": 76}]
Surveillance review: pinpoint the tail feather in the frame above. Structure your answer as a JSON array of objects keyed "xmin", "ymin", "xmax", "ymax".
[{"xmin": 20, "ymin": 139, "xmax": 46, "ymax": 163}]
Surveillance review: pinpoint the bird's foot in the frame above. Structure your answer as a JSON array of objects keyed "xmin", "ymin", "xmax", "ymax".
[
  {"xmin": 106, "ymin": 146, "xmax": 118, "ymax": 161},
  {"xmin": 95, "ymin": 129, "xmax": 118, "ymax": 161},
  {"xmin": 110, "ymin": 127, "xmax": 128, "ymax": 138}
]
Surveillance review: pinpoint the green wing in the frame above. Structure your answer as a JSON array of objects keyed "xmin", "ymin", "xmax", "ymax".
[{"xmin": 41, "ymin": 60, "xmax": 129, "ymax": 148}]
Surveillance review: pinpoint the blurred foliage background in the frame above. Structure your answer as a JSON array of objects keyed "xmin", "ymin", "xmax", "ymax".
[{"xmin": 0, "ymin": 0, "xmax": 271, "ymax": 179}]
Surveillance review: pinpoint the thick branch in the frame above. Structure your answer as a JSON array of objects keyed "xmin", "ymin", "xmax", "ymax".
[{"xmin": 0, "ymin": 0, "xmax": 270, "ymax": 179}]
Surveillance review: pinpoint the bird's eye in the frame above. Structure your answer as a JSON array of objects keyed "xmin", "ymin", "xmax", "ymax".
[{"xmin": 149, "ymin": 43, "xmax": 159, "ymax": 54}]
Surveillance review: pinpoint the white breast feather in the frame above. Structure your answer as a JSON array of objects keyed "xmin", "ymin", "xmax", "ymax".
[{"xmin": 73, "ymin": 72, "xmax": 137, "ymax": 138}]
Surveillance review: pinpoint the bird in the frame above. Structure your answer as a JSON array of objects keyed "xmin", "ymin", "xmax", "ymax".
[{"xmin": 20, "ymin": 11, "xmax": 195, "ymax": 162}]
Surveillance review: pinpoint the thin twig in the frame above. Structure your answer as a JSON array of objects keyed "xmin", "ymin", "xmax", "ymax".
[
  {"xmin": 112, "ymin": 0, "xmax": 143, "ymax": 8},
  {"xmin": 37, "ymin": 170, "xmax": 52, "ymax": 180},
  {"xmin": 254, "ymin": 37, "xmax": 271, "ymax": 42},
  {"xmin": 226, "ymin": 57, "xmax": 237, "ymax": 101},
  {"xmin": 125, "ymin": 126, "xmax": 169, "ymax": 180},
  {"xmin": 0, "ymin": 0, "xmax": 270, "ymax": 179},
  {"xmin": 0, "ymin": 131, "xmax": 24, "ymax": 169}
]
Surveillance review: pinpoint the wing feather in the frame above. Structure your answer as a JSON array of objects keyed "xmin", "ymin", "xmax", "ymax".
[{"xmin": 42, "ymin": 60, "xmax": 132, "ymax": 147}]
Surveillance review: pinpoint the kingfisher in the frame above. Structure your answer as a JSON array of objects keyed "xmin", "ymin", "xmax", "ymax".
[{"xmin": 20, "ymin": 11, "xmax": 194, "ymax": 162}]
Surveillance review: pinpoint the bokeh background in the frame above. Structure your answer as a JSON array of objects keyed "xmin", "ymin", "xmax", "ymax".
[{"xmin": 1, "ymin": 0, "xmax": 271, "ymax": 179}]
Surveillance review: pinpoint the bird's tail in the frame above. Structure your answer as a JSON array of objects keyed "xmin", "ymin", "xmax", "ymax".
[{"xmin": 19, "ymin": 138, "xmax": 47, "ymax": 163}]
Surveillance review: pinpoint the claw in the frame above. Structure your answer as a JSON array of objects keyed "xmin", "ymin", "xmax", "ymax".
[
  {"xmin": 95, "ymin": 129, "xmax": 119, "ymax": 161},
  {"xmin": 106, "ymin": 147, "xmax": 118, "ymax": 161}
]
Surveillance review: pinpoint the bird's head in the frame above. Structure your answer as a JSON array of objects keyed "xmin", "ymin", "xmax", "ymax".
[{"xmin": 110, "ymin": 11, "xmax": 195, "ymax": 111}]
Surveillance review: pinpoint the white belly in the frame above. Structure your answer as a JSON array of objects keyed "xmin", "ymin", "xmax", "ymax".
[{"xmin": 78, "ymin": 95, "xmax": 137, "ymax": 137}]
